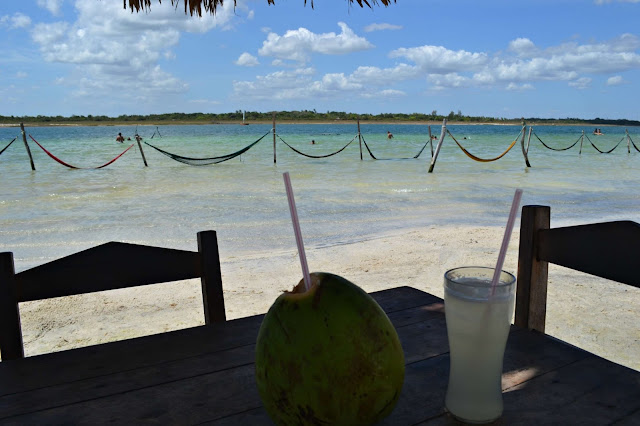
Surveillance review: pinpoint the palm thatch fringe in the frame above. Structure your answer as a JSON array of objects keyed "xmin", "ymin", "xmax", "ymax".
[{"xmin": 124, "ymin": 0, "xmax": 395, "ymax": 16}]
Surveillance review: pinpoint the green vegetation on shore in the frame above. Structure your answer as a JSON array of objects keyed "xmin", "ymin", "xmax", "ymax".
[{"xmin": 1, "ymin": 110, "xmax": 638, "ymax": 127}]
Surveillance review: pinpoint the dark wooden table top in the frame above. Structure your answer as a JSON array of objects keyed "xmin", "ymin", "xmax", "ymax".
[{"xmin": 1, "ymin": 286, "xmax": 639, "ymax": 425}]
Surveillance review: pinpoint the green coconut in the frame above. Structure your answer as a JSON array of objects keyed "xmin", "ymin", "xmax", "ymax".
[{"xmin": 255, "ymin": 272, "xmax": 405, "ymax": 425}]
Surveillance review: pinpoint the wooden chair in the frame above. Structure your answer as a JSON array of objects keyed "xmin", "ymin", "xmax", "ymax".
[
  {"xmin": 0, "ymin": 230, "xmax": 225, "ymax": 361},
  {"xmin": 515, "ymin": 205, "xmax": 640, "ymax": 332}
]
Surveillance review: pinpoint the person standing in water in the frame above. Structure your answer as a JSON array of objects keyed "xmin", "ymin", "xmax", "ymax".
[
  {"xmin": 116, "ymin": 132, "xmax": 125, "ymax": 143},
  {"xmin": 387, "ymin": 131, "xmax": 394, "ymax": 139}
]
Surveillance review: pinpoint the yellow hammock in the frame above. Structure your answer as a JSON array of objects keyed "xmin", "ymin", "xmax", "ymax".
[{"xmin": 447, "ymin": 130, "xmax": 518, "ymax": 162}]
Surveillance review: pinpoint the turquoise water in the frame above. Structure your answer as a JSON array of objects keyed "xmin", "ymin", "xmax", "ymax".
[{"xmin": 1, "ymin": 123, "xmax": 639, "ymax": 271}]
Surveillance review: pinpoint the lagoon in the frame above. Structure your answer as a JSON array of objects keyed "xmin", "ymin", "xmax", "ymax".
[{"xmin": 1, "ymin": 123, "xmax": 639, "ymax": 270}]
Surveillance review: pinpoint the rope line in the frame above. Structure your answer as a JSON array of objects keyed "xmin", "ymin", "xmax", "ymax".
[
  {"xmin": 629, "ymin": 135, "xmax": 640, "ymax": 153},
  {"xmin": 532, "ymin": 132, "xmax": 581, "ymax": 151},
  {"xmin": 277, "ymin": 133, "xmax": 357, "ymax": 158},
  {"xmin": 361, "ymin": 136, "xmax": 378, "ymax": 160},
  {"xmin": 0, "ymin": 137, "xmax": 16, "ymax": 157},
  {"xmin": 29, "ymin": 135, "xmax": 133, "ymax": 169},
  {"xmin": 584, "ymin": 134, "xmax": 624, "ymax": 154},
  {"xmin": 150, "ymin": 126, "xmax": 161, "ymax": 139},
  {"xmin": 143, "ymin": 130, "xmax": 271, "ymax": 166},
  {"xmin": 359, "ymin": 135, "xmax": 432, "ymax": 160},
  {"xmin": 447, "ymin": 129, "xmax": 518, "ymax": 162}
]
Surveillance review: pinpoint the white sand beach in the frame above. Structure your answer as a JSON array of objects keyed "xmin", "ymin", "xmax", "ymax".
[{"xmin": 17, "ymin": 225, "xmax": 640, "ymax": 372}]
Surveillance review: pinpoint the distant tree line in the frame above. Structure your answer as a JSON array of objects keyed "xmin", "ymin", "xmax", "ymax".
[{"xmin": 0, "ymin": 110, "xmax": 638, "ymax": 126}]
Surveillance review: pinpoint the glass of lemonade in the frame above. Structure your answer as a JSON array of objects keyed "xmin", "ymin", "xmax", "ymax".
[{"xmin": 444, "ymin": 266, "xmax": 516, "ymax": 424}]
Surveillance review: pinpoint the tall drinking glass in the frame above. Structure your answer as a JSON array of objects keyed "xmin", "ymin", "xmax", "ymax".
[{"xmin": 444, "ymin": 266, "xmax": 516, "ymax": 424}]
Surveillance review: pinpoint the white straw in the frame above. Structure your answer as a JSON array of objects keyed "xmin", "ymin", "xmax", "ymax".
[
  {"xmin": 491, "ymin": 188, "xmax": 523, "ymax": 294},
  {"xmin": 283, "ymin": 172, "xmax": 312, "ymax": 291}
]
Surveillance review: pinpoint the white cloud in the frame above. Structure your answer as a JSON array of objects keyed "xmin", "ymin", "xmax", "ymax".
[
  {"xmin": 506, "ymin": 82, "xmax": 534, "ymax": 91},
  {"xmin": 236, "ymin": 31, "xmax": 640, "ymax": 102},
  {"xmin": 16, "ymin": 71, "xmax": 28, "ymax": 78},
  {"xmin": 389, "ymin": 46, "xmax": 489, "ymax": 73},
  {"xmin": 28, "ymin": 0, "xmax": 237, "ymax": 102},
  {"xmin": 606, "ymin": 75, "xmax": 625, "ymax": 85},
  {"xmin": 350, "ymin": 64, "xmax": 422, "ymax": 85},
  {"xmin": 364, "ymin": 23, "xmax": 402, "ymax": 32},
  {"xmin": 361, "ymin": 88, "xmax": 406, "ymax": 99},
  {"xmin": 427, "ymin": 73, "xmax": 470, "ymax": 89},
  {"xmin": 37, "ymin": 0, "xmax": 64, "ymax": 16},
  {"xmin": 0, "ymin": 13, "xmax": 32, "ymax": 29},
  {"xmin": 569, "ymin": 77, "xmax": 592, "ymax": 89},
  {"xmin": 233, "ymin": 68, "xmax": 317, "ymax": 100},
  {"xmin": 236, "ymin": 52, "xmax": 259, "ymax": 67},
  {"xmin": 258, "ymin": 22, "xmax": 373, "ymax": 63},
  {"xmin": 508, "ymin": 38, "xmax": 537, "ymax": 57},
  {"xmin": 189, "ymin": 99, "xmax": 221, "ymax": 105},
  {"xmin": 389, "ymin": 34, "xmax": 640, "ymax": 89}
]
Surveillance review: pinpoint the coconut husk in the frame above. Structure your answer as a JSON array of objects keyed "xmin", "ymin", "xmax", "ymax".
[{"xmin": 124, "ymin": 0, "xmax": 395, "ymax": 16}]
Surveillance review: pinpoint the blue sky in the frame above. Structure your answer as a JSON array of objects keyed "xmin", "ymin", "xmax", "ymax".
[{"xmin": 1, "ymin": 0, "xmax": 639, "ymax": 119}]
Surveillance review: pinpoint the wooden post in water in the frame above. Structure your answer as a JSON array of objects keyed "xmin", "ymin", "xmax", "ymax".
[
  {"xmin": 579, "ymin": 130, "xmax": 584, "ymax": 155},
  {"xmin": 272, "ymin": 112, "xmax": 276, "ymax": 164},
  {"xmin": 19, "ymin": 123, "xmax": 35, "ymax": 171},
  {"xmin": 521, "ymin": 124, "xmax": 531, "ymax": 167},
  {"xmin": 428, "ymin": 125, "xmax": 434, "ymax": 158},
  {"xmin": 357, "ymin": 119, "xmax": 363, "ymax": 160},
  {"xmin": 428, "ymin": 119, "xmax": 447, "ymax": 173},
  {"xmin": 136, "ymin": 136, "xmax": 148, "ymax": 167},
  {"xmin": 627, "ymin": 129, "xmax": 631, "ymax": 154}
]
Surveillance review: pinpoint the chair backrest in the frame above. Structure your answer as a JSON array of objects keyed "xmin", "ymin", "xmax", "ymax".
[
  {"xmin": 515, "ymin": 205, "xmax": 640, "ymax": 333},
  {"xmin": 0, "ymin": 230, "xmax": 225, "ymax": 361}
]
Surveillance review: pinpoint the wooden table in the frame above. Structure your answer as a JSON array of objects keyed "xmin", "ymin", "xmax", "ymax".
[{"xmin": 1, "ymin": 286, "xmax": 639, "ymax": 424}]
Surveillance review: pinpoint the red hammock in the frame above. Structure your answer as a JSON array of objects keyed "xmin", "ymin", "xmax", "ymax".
[{"xmin": 30, "ymin": 135, "xmax": 133, "ymax": 169}]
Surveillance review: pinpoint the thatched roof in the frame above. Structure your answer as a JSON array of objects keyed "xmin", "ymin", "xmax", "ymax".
[{"xmin": 125, "ymin": 0, "xmax": 395, "ymax": 16}]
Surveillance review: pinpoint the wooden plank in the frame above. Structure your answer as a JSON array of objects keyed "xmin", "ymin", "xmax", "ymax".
[
  {"xmin": 0, "ymin": 287, "xmax": 429, "ymax": 395},
  {"xmin": 0, "ymin": 315, "xmax": 263, "ymax": 396},
  {"xmin": 206, "ymin": 407, "xmax": 272, "ymax": 425},
  {"xmin": 386, "ymin": 298, "xmax": 444, "ymax": 328},
  {"xmin": 380, "ymin": 354, "xmax": 451, "ymax": 424},
  {"xmin": 501, "ymin": 329, "xmax": 590, "ymax": 390},
  {"xmin": 1, "ymin": 363, "xmax": 262, "ymax": 424},
  {"xmin": 0, "ymin": 303, "xmax": 450, "ymax": 422},
  {"xmin": 371, "ymin": 286, "xmax": 442, "ymax": 314},
  {"xmin": 0, "ymin": 252, "xmax": 24, "ymax": 360},
  {"xmin": 0, "ymin": 343, "xmax": 256, "ymax": 419},
  {"xmin": 500, "ymin": 356, "xmax": 640, "ymax": 424},
  {"xmin": 15, "ymin": 242, "xmax": 201, "ymax": 301},
  {"xmin": 198, "ymin": 230, "xmax": 226, "ymax": 323},
  {"xmin": 539, "ymin": 221, "xmax": 640, "ymax": 287},
  {"xmin": 4, "ymin": 287, "xmax": 635, "ymax": 425},
  {"xmin": 515, "ymin": 205, "xmax": 550, "ymax": 332}
]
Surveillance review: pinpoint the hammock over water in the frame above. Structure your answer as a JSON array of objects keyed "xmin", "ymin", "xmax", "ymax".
[
  {"xmin": 30, "ymin": 135, "xmax": 134, "ymax": 169},
  {"xmin": 143, "ymin": 130, "xmax": 271, "ymax": 166}
]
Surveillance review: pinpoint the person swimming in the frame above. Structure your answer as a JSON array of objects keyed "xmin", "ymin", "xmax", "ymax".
[
  {"xmin": 116, "ymin": 132, "xmax": 125, "ymax": 143},
  {"xmin": 387, "ymin": 131, "xmax": 394, "ymax": 139}
]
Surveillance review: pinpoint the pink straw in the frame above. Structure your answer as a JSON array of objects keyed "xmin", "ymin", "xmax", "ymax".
[
  {"xmin": 490, "ymin": 189, "xmax": 523, "ymax": 295},
  {"xmin": 283, "ymin": 172, "xmax": 312, "ymax": 291}
]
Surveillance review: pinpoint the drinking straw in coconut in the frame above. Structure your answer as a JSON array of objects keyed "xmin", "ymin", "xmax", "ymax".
[
  {"xmin": 283, "ymin": 172, "xmax": 312, "ymax": 291},
  {"xmin": 490, "ymin": 188, "xmax": 523, "ymax": 295}
]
